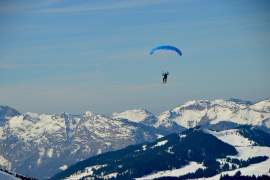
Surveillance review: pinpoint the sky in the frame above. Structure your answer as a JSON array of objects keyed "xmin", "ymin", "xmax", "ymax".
[{"xmin": 0, "ymin": 0, "xmax": 270, "ymax": 115}]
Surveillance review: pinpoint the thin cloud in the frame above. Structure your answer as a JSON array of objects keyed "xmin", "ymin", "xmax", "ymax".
[
  {"xmin": 0, "ymin": 0, "xmax": 62, "ymax": 13},
  {"xmin": 31, "ymin": 0, "xmax": 168, "ymax": 14},
  {"xmin": 0, "ymin": 63, "xmax": 76, "ymax": 70}
]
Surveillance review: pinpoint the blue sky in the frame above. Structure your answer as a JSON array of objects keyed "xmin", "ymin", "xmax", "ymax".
[{"xmin": 0, "ymin": 0, "xmax": 270, "ymax": 114}]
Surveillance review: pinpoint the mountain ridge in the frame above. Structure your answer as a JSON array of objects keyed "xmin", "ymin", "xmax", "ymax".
[
  {"xmin": 51, "ymin": 126, "xmax": 270, "ymax": 180},
  {"xmin": 0, "ymin": 98, "xmax": 269, "ymax": 179}
]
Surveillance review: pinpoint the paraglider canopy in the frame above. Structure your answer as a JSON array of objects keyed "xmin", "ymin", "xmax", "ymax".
[{"xmin": 150, "ymin": 45, "xmax": 182, "ymax": 56}]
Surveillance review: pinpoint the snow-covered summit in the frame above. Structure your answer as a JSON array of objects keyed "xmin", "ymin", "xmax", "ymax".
[
  {"xmin": 175, "ymin": 98, "xmax": 250, "ymax": 111},
  {"xmin": 250, "ymin": 99, "xmax": 270, "ymax": 112},
  {"xmin": 177, "ymin": 99, "xmax": 210, "ymax": 110},
  {"xmin": 110, "ymin": 98, "xmax": 270, "ymax": 130},
  {"xmin": 112, "ymin": 109, "xmax": 156, "ymax": 124},
  {"xmin": 157, "ymin": 98, "xmax": 270, "ymax": 129},
  {"xmin": 83, "ymin": 110, "xmax": 95, "ymax": 117},
  {"xmin": 111, "ymin": 109, "xmax": 182, "ymax": 132}
]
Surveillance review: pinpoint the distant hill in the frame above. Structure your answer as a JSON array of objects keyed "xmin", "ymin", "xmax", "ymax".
[{"xmin": 51, "ymin": 126, "xmax": 270, "ymax": 179}]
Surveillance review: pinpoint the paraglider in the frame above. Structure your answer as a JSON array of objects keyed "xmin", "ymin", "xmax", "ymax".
[
  {"xmin": 162, "ymin": 72, "xmax": 169, "ymax": 84},
  {"xmin": 150, "ymin": 45, "xmax": 182, "ymax": 84},
  {"xmin": 150, "ymin": 45, "xmax": 182, "ymax": 56}
]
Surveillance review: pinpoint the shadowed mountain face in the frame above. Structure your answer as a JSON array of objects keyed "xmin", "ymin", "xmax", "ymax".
[
  {"xmin": 0, "ymin": 98, "xmax": 269, "ymax": 179},
  {"xmin": 0, "ymin": 106, "xmax": 20, "ymax": 126},
  {"xmin": 235, "ymin": 125, "xmax": 270, "ymax": 146},
  {"xmin": 51, "ymin": 128, "xmax": 238, "ymax": 180},
  {"xmin": 0, "ymin": 170, "xmax": 18, "ymax": 180},
  {"xmin": 0, "ymin": 168, "xmax": 35, "ymax": 180},
  {"xmin": 51, "ymin": 126, "xmax": 270, "ymax": 180},
  {"xmin": 0, "ymin": 111, "xmax": 167, "ymax": 179}
]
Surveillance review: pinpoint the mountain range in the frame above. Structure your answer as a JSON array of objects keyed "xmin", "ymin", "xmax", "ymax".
[{"xmin": 0, "ymin": 98, "xmax": 269, "ymax": 179}]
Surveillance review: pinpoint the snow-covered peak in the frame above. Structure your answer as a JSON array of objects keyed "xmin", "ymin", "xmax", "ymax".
[
  {"xmin": 24, "ymin": 112, "xmax": 41, "ymax": 121},
  {"xmin": 214, "ymin": 98, "xmax": 254, "ymax": 109},
  {"xmin": 157, "ymin": 111, "xmax": 171, "ymax": 122},
  {"xmin": 84, "ymin": 111, "xmax": 95, "ymax": 117},
  {"xmin": 172, "ymin": 98, "xmax": 253, "ymax": 113},
  {"xmin": 213, "ymin": 99, "xmax": 237, "ymax": 106},
  {"xmin": 25, "ymin": 112, "xmax": 39, "ymax": 118},
  {"xmin": 175, "ymin": 98, "xmax": 251, "ymax": 111},
  {"xmin": 250, "ymin": 99, "xmax": 270, "ymax": 112},
  {"xmin": 157, "ymin": 98, "xmax": 270, "ymax": 129},
  {"xmin": 112, "ymin": 109, "xmax": 154, "ymax": 123},
  {"xmin": 174, "ymin": 100, "xmax": 210, "ymax": 111}
]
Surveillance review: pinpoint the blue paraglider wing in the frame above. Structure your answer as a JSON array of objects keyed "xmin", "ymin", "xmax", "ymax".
[{"xmin": 150, "ymin": 45, "xmax": 182, "ymax": 56}]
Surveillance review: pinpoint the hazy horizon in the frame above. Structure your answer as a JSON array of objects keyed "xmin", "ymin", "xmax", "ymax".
[{"xmin": 2, "ymin": 97, "xmax": 270, "ymax": 116}]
